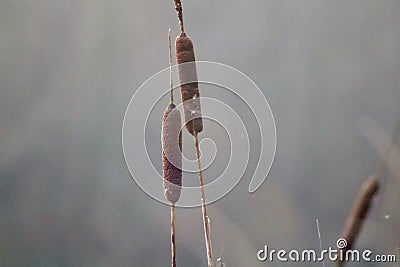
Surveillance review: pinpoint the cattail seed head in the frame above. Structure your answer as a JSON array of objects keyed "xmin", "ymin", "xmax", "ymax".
[
  {"xmin": 162, "ymin": 103, "xmax": 183, "ymax": 203},
  {"xmin": 176, "ymin": 32, "xmax": 203, "ymax": 135}
]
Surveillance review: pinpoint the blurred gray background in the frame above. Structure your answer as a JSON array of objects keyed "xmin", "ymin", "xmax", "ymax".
[{"xmin": 1, "ymin": 0, "xmax": 399, "ymax": 266}]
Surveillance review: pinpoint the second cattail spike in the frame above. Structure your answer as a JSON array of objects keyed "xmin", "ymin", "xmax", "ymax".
[{"xmin": 175, "ymin": 32, "xmax": 203, "ymax": 135}]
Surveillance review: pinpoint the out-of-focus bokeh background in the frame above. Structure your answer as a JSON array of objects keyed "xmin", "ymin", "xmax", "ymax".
[{"xmin": 1, "ymin": 0, "xmax": 399, "ymax": 266}]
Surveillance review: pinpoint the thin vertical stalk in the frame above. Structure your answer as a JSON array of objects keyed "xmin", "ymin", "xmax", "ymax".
[
  {"xmin": 170, "ymin": 204, "xmax": 176, "ymax": 267},
  {"xmin": 194, "ymin": 132, "xmax": 214, "ymax": 267},
  {"xmin": 168, "ymin": 28, "xmax": 174, "ymax": 104},
  {"xmin": 315, "ymin": 219, "xmax": 325, "ymax": 267},
  {"xmin": 173, "ymin": 0, "xmax": 184, "ymax": 33}
]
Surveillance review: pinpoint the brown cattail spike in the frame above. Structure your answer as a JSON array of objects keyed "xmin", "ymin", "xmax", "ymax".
[
  {"xmin": 176, "ymin": 32, "xmax": 203, "ymax": 135},
  {"xmin": 162, "ymin": 101, "xmax": 183, "ymax": 204},
  {"xmin": 163, "ymin": 29, "xmax": 182, "ymax": 204},
  {"xmin": 338, "ymin": 175, "xmax": 379, "ymax": 266}
]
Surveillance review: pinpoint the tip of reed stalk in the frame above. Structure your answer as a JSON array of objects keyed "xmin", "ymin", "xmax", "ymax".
[{"xmin": 362, "ymin": 175, "xmax": 380, "ymax": 195}]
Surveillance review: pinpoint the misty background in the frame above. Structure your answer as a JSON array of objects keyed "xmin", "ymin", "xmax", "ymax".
[{"xmin": 1, "ymin": 0, "xmax": 399, "ymax": 266}]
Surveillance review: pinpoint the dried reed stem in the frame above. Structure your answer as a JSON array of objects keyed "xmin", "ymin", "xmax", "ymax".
[
  {"xmin": 168, "ymin": 28, "xmax": 174, "ymax": 104},
  {"xmin": 194, "ymin": 132, "xmax": 214, "ymax": 267},
  {"xmin": 170, "ymin": 204, "xmax": 177, "ymax": 267},
  {"xmin": 173, "ymin": 0, "xmax": 184, "ymax": 33},
  {"xmin": 337, "ymin": 175, "xmax": 379, "ymax": 267}
]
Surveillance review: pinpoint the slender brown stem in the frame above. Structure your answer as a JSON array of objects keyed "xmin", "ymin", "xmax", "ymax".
[
  {"xmin": 168, "ymin": 28, "xmax": 174, "ymax": 104},
  {"xmin": 173, "ymin": 0, "xmax": 185, "ymax": 33},
  {"xmin": 170, "ymin": 204, "xmax": 176, "ymax": 267},
  {"xmin": 338, "ymin": 175, "xmax": 379, "ymax": 267},
  {"xmin": 194, "ymin": 132, "xmax": 214, "ymax": 267}
]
